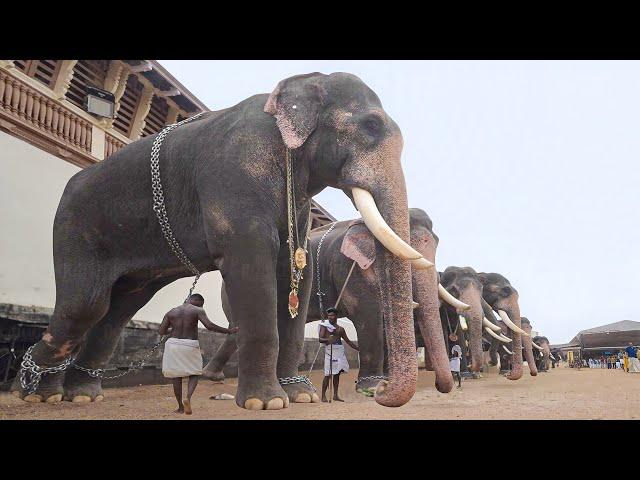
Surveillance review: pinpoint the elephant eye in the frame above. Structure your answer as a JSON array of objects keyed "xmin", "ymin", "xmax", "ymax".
[
  {"xmin": 502, "ymin": 286, "xmax": 512, "ymax": 295},
  {"xmin": 361, "ymin": 115, "xmax": 383, "ymax": 137}
]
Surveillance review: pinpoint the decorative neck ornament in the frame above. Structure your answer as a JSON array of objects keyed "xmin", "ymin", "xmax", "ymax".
[{"xmin": 286, "ymin": 148, "xmax": 311, "ymax": 318}]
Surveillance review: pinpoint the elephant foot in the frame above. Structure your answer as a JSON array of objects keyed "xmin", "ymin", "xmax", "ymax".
[
  {"xmin": 12, "ymin": 370, "xmax": 66, "ymax": 403},
  {"xmin": 236, "ymin": 378, "xmax": 290, "ymax": 410},
  {"xmin": 201, "ymin": 368, "xmax": 226, "ymax": 383},
  {"xmin": 63, "ymin": 368, "xmax": 104, "ymax": 403},
  {"xmin": 281, "ymin": 380, "xmax": 320, "ymax": 404}
]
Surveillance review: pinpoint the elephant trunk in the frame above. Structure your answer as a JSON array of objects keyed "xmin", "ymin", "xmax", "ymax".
[
  {"xmin": 502, "ymin": 303, "xmax": 523, "ymax": 380},
  {"xmin": 482, "ymin": 299, "xmax": 500, "ymax": 366},
  {"xmin": 459, "ymin": 289, "xmax": 484, "ymax": 373},
  {"xmin": 370, "ymin": 193, "xmax": 417, "ymax": 407},
  {"xmin": 412, "ymin": 233, "xmax": 453, "ymax": 393},
  {"xmin": 543, "ymin": 343, "xmax": 551, "ymax": 370},
  {"xmin": 521, "ymin": 323, "xmax": 538, "ymax": 376}
]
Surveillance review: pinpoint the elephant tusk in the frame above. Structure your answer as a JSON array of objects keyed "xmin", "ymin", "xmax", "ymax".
[
  {"xmin": 497, "ymin": 310, "xmax": 528, "ymax": 336},
  {"xmin": 412, "ymin": 300, "xmax": 419, "ymax": 309},
  {"xmin": 499, "ymin": 334, "xmax": 513, "ymax": 343},
  {"xmin": 438, "ymin": 284, "xmax": 471, "ymax": 311},
  {"xmin": 351, "ymin": 188, "xmax": 433, "ymax": 270},
  {"xmin": 483, "ymin": 317, "xmax": 502, "ymax": 332},
  {"xmin": 532, "ymin": 342, "xmax": 544, "ymax": 351},
  {"xmin": 458, "ymin": 315, "xmax": 468, "ymax": 331},
  {"xmin": 550, "ymin": 354, "xmax": 556, "ymax": 360},
  {"xmin": 502, "ymin": 345, "xmax": 514, "ymax": 355},
  {"xmin": 485, "ymin": 327, "xmax": 512, "ymax": 343}
]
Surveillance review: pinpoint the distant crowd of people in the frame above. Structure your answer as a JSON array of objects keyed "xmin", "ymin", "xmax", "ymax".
[{"xmin": 584, "ymin": 342, "xmax": 638, "ymax": 372}]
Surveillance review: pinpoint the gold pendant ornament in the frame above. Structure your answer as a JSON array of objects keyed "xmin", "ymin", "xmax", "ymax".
[
  {"xmin": 294, "ymin": 247, "xmax": 307, "ymax": 270},
  {"xmin": 288, "ymin": 289, "xmax": 299, "ymax": 318}
]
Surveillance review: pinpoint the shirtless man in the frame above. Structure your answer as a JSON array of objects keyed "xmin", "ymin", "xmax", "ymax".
[
  {"xmin": 159, "ymin": 294, "xmax": 238, "ymax": 414},
  {"xmin": 318, "ymin": 308, "xmax": 359, "ymax": 402}
]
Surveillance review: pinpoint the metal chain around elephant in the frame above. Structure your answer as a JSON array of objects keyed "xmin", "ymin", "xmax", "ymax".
[
  {"xmin": 72, "ymin": 336, "xmax": 168, "ymax": 380},
  {"xmin": 19, "ymin": 344, "xmax": 76, "ymax": 395},
  {"xmin": 150, "ymin": 111, "xmax": 206, "ymax": 302},
  {"xmin": 315, "ymin": 222, "xmax": 337, "ymax": 318}
]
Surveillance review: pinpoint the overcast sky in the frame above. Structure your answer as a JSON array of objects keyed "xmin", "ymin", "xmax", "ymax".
[{"xmin": 160, "ymin": 60, "xmax": 640, "ymax": 344}]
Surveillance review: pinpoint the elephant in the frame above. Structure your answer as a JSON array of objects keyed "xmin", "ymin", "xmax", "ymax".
[
  {"xmin": 532, "ymin": 335, "xmax": 552, "ymax": 371},
  {"xmin": 205, "ymin": 208, "xmax": 462, "ymax": 395},
  {"xmin": 479, "ymin": 273, "xmax": 530, "ymax": 380},
  {"xmin": 435, "ymin": 266, "xmax": 491, "ymax": 375},
  {"xmin": 13, "ymin": 72, "xmax": 432, "ymax": 409},
  {"xmin": 485, "ymin": 316, "xmax": 546, "ymax": 376}
]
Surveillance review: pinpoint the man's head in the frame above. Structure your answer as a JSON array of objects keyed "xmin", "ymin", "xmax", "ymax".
[
  {"xmin": 188, "ymin": 294, "xmax": 205, "ymax": 307},
  {"xmin": 326, "ymin": 308, "xmax": 338, "ymax": 323}
]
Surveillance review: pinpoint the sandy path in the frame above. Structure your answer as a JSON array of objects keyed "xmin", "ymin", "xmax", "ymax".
[{"xmin": 2, "ymin": 366, "xmax": 639, "ymax": 420}]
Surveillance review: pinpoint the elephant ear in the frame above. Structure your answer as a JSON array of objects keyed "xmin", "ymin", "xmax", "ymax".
[
  {"xmin": 264, "ymin": 73, "xmax": 327, "ymax": 149},
  {"xmin": 340, "ymin": 220, "xmax": 376, "ymax": 270}
]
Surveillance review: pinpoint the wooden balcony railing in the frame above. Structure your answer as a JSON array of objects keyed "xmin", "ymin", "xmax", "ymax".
[
  {"xmin": 0, "ymin": 70, "xmax": 92, "ymax": 154},
  {"xmin": 105, "ymin": 132, "xmax": 126, "ymax": 158}
]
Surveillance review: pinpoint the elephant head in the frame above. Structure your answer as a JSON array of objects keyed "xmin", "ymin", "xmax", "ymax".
[
  {"xmin": 533, "ymin": 335, "xmax": 551, "ymax": 371},
  {"xmin": 479, "ymin": 273, "xmax": 526, "ymax": 380},
  {"xmin": 438, "ymin": 266, "xmax": 486, "ymax": 373},
  {"xmin": 266, "ymin": 73, "xmax": 432, "ymax": 406},
  {"xmin": 520, "ymin": 317, "xmax": 538, "ymax": 376},
  {"xmin": 340, "ymin": 208, "xmax": 453, "ymax": 394}
]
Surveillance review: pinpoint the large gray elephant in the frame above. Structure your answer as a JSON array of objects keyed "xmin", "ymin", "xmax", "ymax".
[
  {"xmin": 485, "ymin": 316, "xmax": 546, "ymax": 376},
  {"xmin": 480, "ymin": 273, "xmax": 529, "ymax": 380},
  {"xmin": 435, "ymin": 266, "xmax": 489, "ymax": 375},
  {"xmin": 205, "ymin": 208, "xmax": 458, "ymax": 395},
  {"xmin": 14, "ymin": 72, "xmax": 431, "ymax": 409},
  {"xmin": 533, "ymin": 335, "xmax": 552, "ymax": 371}
]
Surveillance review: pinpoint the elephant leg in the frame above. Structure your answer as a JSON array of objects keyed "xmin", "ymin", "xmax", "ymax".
[
  {"xmin": 202, "ymin": 283, "xmax": 237, "ymax": 382},
  {"xmin": 13, "ymin": 266, "xmax": 114, "ymax": 403},
  {"xmin": 275, "ymin": 241, "xmax": 318, "ymax": 404},
  {"xmin": 62, "ymin": 277, "xmax": 172, "ymax": 402},
  {"xmin": 351, "ymin": 308, "xmax": 385, "ymax": 392},
  {"xmin": 221, "ymin": 233, "xmax": 288, "ymax": 410}
]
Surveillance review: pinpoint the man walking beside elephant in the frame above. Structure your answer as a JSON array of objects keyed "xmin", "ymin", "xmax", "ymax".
[
  {"xmin": 318, "ymin": 308, "xmax": 359, "ymax": 402},
  {"xmin": 159, "ymin": 294, "xmax": 238, "ymax": 414}
]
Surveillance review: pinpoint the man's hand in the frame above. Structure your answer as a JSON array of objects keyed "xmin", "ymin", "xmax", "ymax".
[{"xmin": 227, "ymin": 326, "xmax": 239, "ymax": 335}]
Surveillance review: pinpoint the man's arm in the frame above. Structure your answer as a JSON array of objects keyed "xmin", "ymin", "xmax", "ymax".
[
  {"xmin": 340, "ymin": 327, "xmax": 359, "ymax": 351},
  {"xmin": 197, "ymin": 308, "xmax": 238, "ymax": 334},
  {"xmin": 158, "ymin": 313, "xmax": 171, "ymax": 335}
]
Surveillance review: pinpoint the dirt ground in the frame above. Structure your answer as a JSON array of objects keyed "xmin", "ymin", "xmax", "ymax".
[{"xmin": 2, "ymin": 365, "xmax": 640, "ymax": 420}]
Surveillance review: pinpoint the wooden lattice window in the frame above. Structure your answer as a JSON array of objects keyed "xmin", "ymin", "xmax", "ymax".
[
  {"xmin": 12, "ymin": 60, "xmax": 61, "ymax": 88},
  {"xmin": 65, "ymin": 60, "xmax": 110, "ymax": 109},
  {"xmin": 112, "ymin": 74, "xmax": 143, "ymax": 137},
  {"xmin": 141, "ymin": 96, "xmax": 169, "ymax": 137}
]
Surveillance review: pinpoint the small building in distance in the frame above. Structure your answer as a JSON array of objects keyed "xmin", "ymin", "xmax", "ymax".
[{"xmin": 552, "ymin": 320, "xmax": 640, "ymax": 362}]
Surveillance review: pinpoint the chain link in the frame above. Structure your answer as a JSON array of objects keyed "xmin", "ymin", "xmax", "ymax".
[
  {"xmin": 355, "ymin": 375, "xmax": 388, "ymax": 385},
  {"xmin": 315, "ymin": 222, "xmax": 337, "ymax": 318},
  {"xmin": 278, "ymin": 375, "xmax": 317, "ymax": 392},
  {"xmin": 73, "ymin": 337, "xmax": 167, "ymax": 380},
  {"xmin": 19, "ymin": 345, "xmax": 76, "ymax": 395},
  {"xmin": 151, "ymin": 112, "xmax": 206, "ymax": 302}
]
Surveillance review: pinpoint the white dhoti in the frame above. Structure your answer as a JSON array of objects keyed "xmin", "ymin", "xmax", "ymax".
[
  {"xmin": 324, "ymin": 343, "xmax": 349, "ymax": 376},
  {"xmin": 629, "ymin": 357, "xmax": 640, "ymax": 373},
  {"xmin": 162, "ymin": 338, "xmax": 203, "ymax": 378}
]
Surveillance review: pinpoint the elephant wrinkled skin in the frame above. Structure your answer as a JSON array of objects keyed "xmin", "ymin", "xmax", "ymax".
[{"xmin": 13, "ymin": 73, "xmax": 419, "ymax": 409}]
